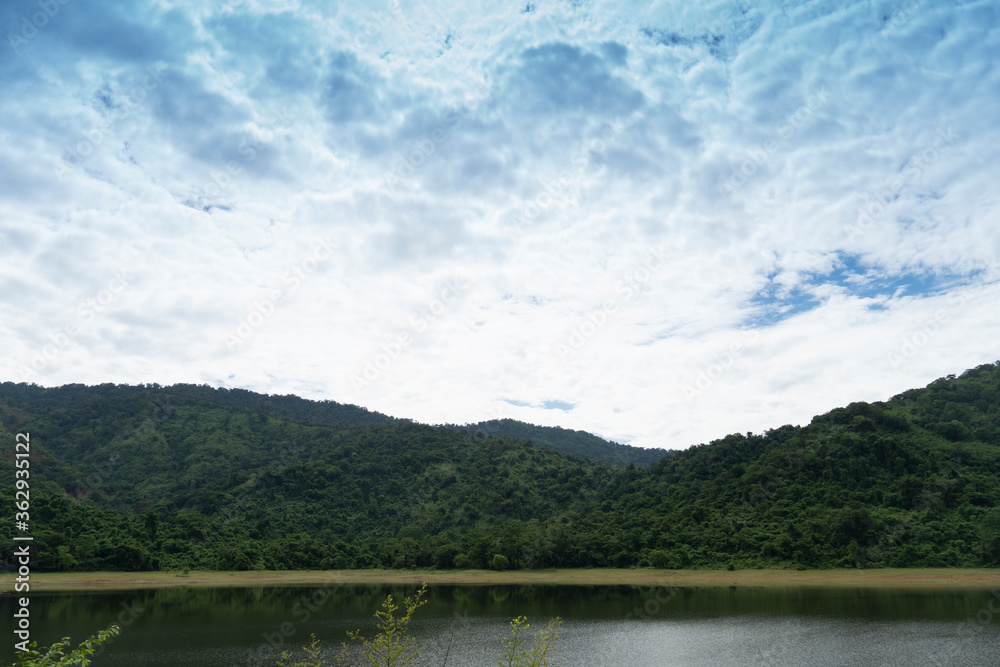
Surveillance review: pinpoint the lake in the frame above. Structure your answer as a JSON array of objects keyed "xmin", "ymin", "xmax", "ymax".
[{"xmin": 3, "ymin": 583, "xmax": 999, "ymax": 665}]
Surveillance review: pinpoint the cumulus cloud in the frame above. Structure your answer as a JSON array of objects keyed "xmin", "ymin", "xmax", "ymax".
[{"xmin": 1, "ymin": 0, "xmax": 997, "ymax": 448}]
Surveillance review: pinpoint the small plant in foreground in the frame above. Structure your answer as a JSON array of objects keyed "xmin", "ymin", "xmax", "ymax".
[
  {"xmin": 276, "ymin": 584, "xmax": 562, "ymax": 667},
  {"xmin": 276, "ymin": 633, "xmax": 324, "ymax": 667},
  {"xmin": 9, "ymin": 625, "xmax": 120, "ymax": 667},
  {"xmin": 278, "ymin": 584, "xmax": 428, "ymax": 667},
  {"xmin": 495, "ymin": 616, "xmax": 562, "ymax": 667},
  {"xmin": 344, "ymin": 583, "xmax": 428, "ymax": 666}
]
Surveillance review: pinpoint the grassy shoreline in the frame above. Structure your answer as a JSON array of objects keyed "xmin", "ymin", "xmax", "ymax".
[{"xmin": 3, "ymin": 568, "xmax": 999, "ymax": 593}]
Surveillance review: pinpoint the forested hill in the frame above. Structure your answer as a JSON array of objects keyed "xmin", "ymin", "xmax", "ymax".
[
  {"xmin": 0, "ymin": 382, "xmax": 400, "ymax": 429},
  {"xmin": 1, "ymin": 362, "xmax": 998, "ymax": 573},
  {"xmin": 0, "ymin": 383, "xmax": 657, "ymax": 467},
  {"xmin": 451, "ymin": 419, "xmax": 670, "ymax": 467}
]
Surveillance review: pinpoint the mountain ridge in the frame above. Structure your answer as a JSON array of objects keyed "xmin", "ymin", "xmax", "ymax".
[
  {"xmin": 1, "ymin": 361, "xmax": 998, "ymax": 572},
  {"xmin": 0, "ymin": 381, "xmax": 668, "ymax": 467}
]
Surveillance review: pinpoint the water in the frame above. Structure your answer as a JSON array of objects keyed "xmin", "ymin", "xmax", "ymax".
[{"xmin": 3, "ymin": 584, "xmax": 999, "ymax": 665}]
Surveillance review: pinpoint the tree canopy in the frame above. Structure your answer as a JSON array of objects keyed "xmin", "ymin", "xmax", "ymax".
[{"xmin": 2, "ymin": 361, "xmax": 998, "ymax": 572}]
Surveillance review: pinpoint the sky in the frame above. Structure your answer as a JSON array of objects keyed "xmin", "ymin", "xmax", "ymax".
[{"xmin": 1, "ymin": 0, "xmax": 998, "ymax": 450}]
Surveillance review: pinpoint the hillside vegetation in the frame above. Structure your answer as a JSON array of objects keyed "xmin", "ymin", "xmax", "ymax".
[
  {"xmin": 451, "ymin": 418, "xmax": 669, "ymax": 467},
  {"xmin": 1, "ymin": 362, "xmax": 998, "ymax": 572}
]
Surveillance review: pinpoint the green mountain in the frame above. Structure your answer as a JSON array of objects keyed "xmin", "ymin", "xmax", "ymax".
[
  {"xmin": 0, "ymin": 382, "xmax": 401, "ymax": 428},
  {"xmin": 1, "ymin": 362, "xmax": 998, "ymax": 573},
  {"xmin": 451, "ymin": 418, "xmax": 671, "ymax": 467}
]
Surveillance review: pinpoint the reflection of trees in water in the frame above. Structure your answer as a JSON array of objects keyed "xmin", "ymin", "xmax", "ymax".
[{"xmin": 21, "ymin": 584, "xmax": 993, "ymax": 627}]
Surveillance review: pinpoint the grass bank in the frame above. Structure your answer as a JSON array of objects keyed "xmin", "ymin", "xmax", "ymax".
[{"xmin": 3, "ymin": 568, "xmax": 999, "ymax": 593}]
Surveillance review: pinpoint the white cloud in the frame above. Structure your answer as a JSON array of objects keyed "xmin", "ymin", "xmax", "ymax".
[{"xmin": 1, "ymin": 0, "xmax": 998, "ymax": 449}]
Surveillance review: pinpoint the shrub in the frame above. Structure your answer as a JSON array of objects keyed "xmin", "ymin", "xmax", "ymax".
[
  {"xmin": 495, "ymin": 616, "xmax": 562, "ymax": 667},
  {"xmin": 276, "ymin": 586, "xmax": 564, "ymax": 667},
  {"xmin": 9, "ymin": 625, "xmax": 120, "ymax": 666}
]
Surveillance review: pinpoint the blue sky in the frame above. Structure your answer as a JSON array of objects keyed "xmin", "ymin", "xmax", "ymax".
[{"xmin": 1, "ymin": 0, "xmax": 998, "ymax": 449}]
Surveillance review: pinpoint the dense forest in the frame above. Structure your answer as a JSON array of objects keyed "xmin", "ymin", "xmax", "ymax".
[
  {"xmin": 1, "ymin": 362, "xmax": 998, "ymax": 573},
  {"xmin": 450, "ymin": 418, "xmax": 669, "ymax": 467}
]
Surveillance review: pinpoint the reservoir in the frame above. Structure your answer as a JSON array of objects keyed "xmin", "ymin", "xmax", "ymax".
[{"xmin": 3, "ymin": 584, "xmax": 998, "ymax": 665}]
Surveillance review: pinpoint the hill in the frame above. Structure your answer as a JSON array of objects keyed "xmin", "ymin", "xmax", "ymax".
[
  {"xmin": 1, "ymin": 362, "xmax": 998, "ymax": 572},
  {"xmin": 451, "ymin": 418, "xmax": 671, "ymax": 467},
  {"xmin": 0, "ymin": 382, "xmax": 400, "ymax": 429}
]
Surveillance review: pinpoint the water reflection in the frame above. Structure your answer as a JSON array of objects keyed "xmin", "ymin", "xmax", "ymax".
[{"xmin": 2, "ymin": 584, "xmax": 997, "ymax": 666}]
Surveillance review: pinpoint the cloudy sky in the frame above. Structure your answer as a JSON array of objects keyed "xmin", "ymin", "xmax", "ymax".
[{"xmin": 1, "ymin": 0, "xmax": 998, "ymax": 450}]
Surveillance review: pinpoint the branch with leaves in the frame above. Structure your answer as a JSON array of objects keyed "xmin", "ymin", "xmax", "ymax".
[
  {"xmin": 275, "ymin": 584, "xmax": 563, "ymax": 667},
  {"xmin": 495, "ymin": 616, "xmax": 562, "ymax": 667},
  {"xmin": 9, "ymin": 625, "xmax": 120, "ymax": 667}
]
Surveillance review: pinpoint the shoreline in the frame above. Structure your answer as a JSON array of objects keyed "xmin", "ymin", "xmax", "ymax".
[{"xmin": 3, "ymin": 568, "xmax": 999, "ymax": 593}]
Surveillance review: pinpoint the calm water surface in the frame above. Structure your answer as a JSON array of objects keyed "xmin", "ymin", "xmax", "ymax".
[{"xmin": 3, "ymin": 584, "xmax": 999, "ymax": 666}]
